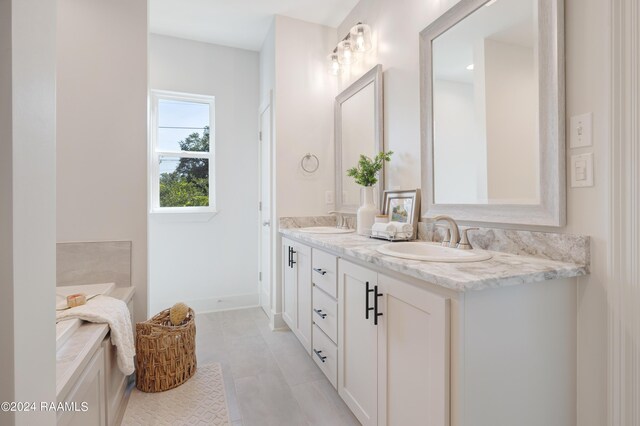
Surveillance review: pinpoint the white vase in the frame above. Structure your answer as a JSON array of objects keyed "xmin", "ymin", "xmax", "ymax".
[{"xmin": 357, "ymin": 186, "xmax": 378, "ymax": 236}]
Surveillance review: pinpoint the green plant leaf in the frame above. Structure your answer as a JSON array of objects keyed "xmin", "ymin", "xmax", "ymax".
[{"xmin": 346, "ymin": 150, "xmax": 393, "ymax": 187}]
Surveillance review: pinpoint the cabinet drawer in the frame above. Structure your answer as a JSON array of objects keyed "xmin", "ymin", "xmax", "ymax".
[
  {"xmin": 313, "ymin": 286, "xmax": 337, "ymax": 344},
  {"xmin": 312, "ymin": 325, "xmax": 338, "ymax": 388},
  {"xmin": 312, "ymin": 249, "xmax": 337, "ymax": 298}
]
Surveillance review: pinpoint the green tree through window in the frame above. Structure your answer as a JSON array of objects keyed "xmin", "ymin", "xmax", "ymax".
[{"xmin": 159, "ymin": 126, "xmax": 210, "ymax": 207}]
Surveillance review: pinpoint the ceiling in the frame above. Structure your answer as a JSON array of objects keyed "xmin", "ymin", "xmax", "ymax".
[{"xmin": 149, "ymin": 0, "xmax": 359, "ymax": 51}]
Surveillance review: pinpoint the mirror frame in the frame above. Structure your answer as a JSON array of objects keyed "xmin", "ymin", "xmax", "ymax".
[
  {"xmin": 335, "ymin": 64, "xmax": 384, "ymax": 213},
  {"xmin": 420, "ymin": 0, "xmax": 565, "ymax": 227}
]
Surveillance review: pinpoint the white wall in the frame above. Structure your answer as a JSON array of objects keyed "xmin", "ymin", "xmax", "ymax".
[
  {"xmin": 0, "ymin": 1, "xmax": 14, "ymax": 416},
  {"xmin": 148, "ymin": 34, "xmax": 260, "ymax": 314},
  {"xmin": 338, "ymin": 0, "xmax": 609, "ymax": 424},
  {"xmin": 56, "ymin": 0, "xmax": 148, "ymax": 322},
  {"xmin": 0, "ymin": 0, "xmax": 57, "ymax": 424},
  {"xmin": 274, "ymin": 15, "xmax": 338, "ymax": 217}
]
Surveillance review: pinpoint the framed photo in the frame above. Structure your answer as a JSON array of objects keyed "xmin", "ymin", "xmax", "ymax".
[{"xmin": 382, "ymin": 189, "xmax": 421, "ymax": 238}]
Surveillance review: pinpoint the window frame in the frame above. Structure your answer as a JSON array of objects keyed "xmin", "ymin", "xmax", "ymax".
[{"xmin": 150, "ymin": 90, "xmax": 216, "ymax": 214}]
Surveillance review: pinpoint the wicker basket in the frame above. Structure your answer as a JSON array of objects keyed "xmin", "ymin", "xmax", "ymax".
[{"xmin": 135, "ymin": 307, "xmax": 197, "ymax": 392}]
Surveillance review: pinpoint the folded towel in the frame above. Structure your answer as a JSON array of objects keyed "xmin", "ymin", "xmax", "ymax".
[
  {"xmin": 389, "ymin": 221, "xmax": 413, "ymax": 235},
  {"xmin": 56, "ymin": 295, "xmax": 135, "ymax": 375},
  {"xmin": 372, "ymin": 222, "xmax": 396, "ymax": 235}
]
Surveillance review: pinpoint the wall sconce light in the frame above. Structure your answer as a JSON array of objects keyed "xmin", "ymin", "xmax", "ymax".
[
  {"xmin": 350, "ymin": 23, "xmax": 372, "ymax": 52},
  {"xmin": 327, "ymin": 22, "xmax": 372, "ymax": 75},
  {"xmin": 337, "ymin": 39, "xmax": 357, "ymax": 65},
  {"xmin": 328, "ymin": 52, "xmax": 342, "ymax": 75}
]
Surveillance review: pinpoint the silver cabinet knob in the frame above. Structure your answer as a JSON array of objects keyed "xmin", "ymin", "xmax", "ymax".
[{"xmin": 262, "ymin": 220, "xmax": 271, "ymax": 227}]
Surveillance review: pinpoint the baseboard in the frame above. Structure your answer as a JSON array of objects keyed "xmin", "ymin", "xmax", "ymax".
[
  {"xmin": 270, "ymin": 311, "xmax": 288, "ymax": 331},
  {"xmin": 150, "ymin": 293, "xmax": 260, "ymax": 315}
]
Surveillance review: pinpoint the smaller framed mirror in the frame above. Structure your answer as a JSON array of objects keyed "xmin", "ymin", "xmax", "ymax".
[
  {"xmin": 335, "ymin": 65, "xmax": 384, "ymax": 213},
  {"xmin": 420, "ymin": 0, "xmax": 565, "ymax": 226}
]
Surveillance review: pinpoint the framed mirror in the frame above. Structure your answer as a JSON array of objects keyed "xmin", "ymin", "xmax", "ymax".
[
  {"xmin": 335, "ymin": 64, "xmax": 384, "ymax": 213},
  {"xmin": 420, "ymin": 0, "xmax": 565, "ymax": 226}
]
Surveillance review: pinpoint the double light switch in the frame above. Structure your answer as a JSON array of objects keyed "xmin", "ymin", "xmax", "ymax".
[{"xmin": 570, "ymin": 112, "xmax": 595, "ymax": 188}]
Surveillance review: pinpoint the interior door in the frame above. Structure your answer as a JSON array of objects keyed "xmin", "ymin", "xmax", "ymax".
[
  {"xmin": 259, "ymin": 102, "xmax": 272, "ymax": 316},
  {"xmin": 338, "ymin": 259, "xmax": 379, "ymax": 426}
]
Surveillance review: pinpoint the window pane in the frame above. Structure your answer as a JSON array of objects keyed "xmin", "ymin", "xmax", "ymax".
[
  {"xmin": 157, "ymin": 98, "xmax": 210, "ymax": 152},
  {"xmin": 157, "ymin": 127, "xmax": 210, "ymax": 152},
  {"xmin": 159, "ymin": 156, "xmax": 209, "ymax": 207},
  {"xmin": 158, "ymin": 99, "xmax": 209, "ymax": 128}
]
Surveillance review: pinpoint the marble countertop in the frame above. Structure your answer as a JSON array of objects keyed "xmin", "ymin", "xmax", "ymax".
[
  {"xmin": 56, "ymin": 286, "xmax": 135, "ymax": 400},
  {"xmin": 280, "ymin": 229, "xmax": 588, "ymax": 292}
]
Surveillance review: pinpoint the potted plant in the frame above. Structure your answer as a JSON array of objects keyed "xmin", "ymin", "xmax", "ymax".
[{"xmin": 347, "ymin": 151, "xmax": 393, "ymax": 235}]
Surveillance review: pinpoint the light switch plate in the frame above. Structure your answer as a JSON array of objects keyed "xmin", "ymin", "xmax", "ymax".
[
  {"xmin": 571, "ymin": 153, "xmax": 594, "ymax": 187},
  {"xmin": 570, "ymin": 113, "xmax": 593, "ymax": 148}
]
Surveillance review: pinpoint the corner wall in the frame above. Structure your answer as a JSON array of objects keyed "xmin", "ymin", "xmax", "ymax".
[
  {"xmin": 0, "ymin": 0, "xmax": 57, "ymax": 424},
  {"xmin": 148, "ymin": 34, "xmax": 260, "ymax": 314},
  {"xmin": 260, "ymin": 16, "xmax": 337, "ymax": 326},
  {"xmin": 56, "ymin": 0, "xmax": 149, "ymax": 321},
  {"xmin": 274, "ymin": 15, "xmax": 338, "ymax": 217}
]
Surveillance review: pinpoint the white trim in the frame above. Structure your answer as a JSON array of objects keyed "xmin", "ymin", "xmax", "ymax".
[
  {"xmin": 608, "ymin": 0, "xmax": 640, "ymax": 424},
  {"xmin": 258, "ymin": 90, "xmax": 274, "ymax": 320},
  {"xmin": 149, "ymin": 90, "xmax": 216, "ymax": 213},
  {"xmin": 151, "ymin": 293, "xmax": 260, "ymax": 315}
]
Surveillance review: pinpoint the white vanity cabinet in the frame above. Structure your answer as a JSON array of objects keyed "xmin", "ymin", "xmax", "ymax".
[
  {"xmin": 337, "ymin": 260, "xmax": 379, "ymax": 425},
  {"xmin": 281, "ymin": 234, "xmax": 576, "ymax": 426},
  {"xmin": 337, "ymin": 259, "xmax": 450, "ymax": 426},
  {"xmin": 282, "ymin": 238, "xmax": 312, "ymax": 353}
]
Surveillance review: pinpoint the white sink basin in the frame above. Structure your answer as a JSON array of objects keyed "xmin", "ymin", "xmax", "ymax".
[
  {"xmin": 298, "ymin": 226, "xmax": 355, "ymax": 234},
  {"xmin": 377, "ymin": 242, "xmax": 492, "ymax": 263},
  {"xmin": 56, "ymin": 283, "xmax": 116, "ymax": 350}
]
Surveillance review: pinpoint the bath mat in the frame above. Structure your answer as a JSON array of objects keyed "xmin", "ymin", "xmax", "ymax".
[{"xmin": 122, "ymin": 362, "xmax": 230, "ymax": 426}]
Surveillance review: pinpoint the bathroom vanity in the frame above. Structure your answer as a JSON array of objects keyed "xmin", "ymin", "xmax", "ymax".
[
  {"xmin": 280, "ymin": 225, "xmax": 586, "ymax": 426},
  {"xmin": 56, "ymin": 286, "xmax": 135, "ymax": 426}
]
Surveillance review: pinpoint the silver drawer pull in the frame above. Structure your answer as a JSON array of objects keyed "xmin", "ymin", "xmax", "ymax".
[
  {"xmin": 313, "ymin": 349, "xmax": 327, "ymax": 363},
  {"xmin": 313, "ymin": 308, "xmax": 327, "ymax": 319},
  {"xmin": 313, "ymin": 268, "xmax": 327, "ymax": 275}
]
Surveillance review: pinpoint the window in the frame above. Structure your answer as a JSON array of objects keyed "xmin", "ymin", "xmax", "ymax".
[{"xmin": 150, "ymin": 91, "xmax": 215, "ymax": 213}]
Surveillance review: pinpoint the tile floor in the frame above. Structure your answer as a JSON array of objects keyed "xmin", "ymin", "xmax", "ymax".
[{"xmin": 195, "ymin": 307, "xmax": 360, "ymax": 426}]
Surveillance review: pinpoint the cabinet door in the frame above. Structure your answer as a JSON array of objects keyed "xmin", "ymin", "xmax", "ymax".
[
  {"xmin": 282, "ymin": 240, "xmax": 297, "ymax": 329},
  {"xmin": 338, "ymin": 259, "xmax": 379, "ymax": 426},
  {"xmin": 294, "ymin": 242, "xmax": 312, "ymax": 354},
  {"xmin": 58, "ymin": 347, "xmax": 106, "ymax": 426},
  {"xmin": 377, "ymin": 274, "xmax": 450, "ymax": 426}
]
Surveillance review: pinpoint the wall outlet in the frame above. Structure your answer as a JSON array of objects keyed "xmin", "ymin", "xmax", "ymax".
[
  {"xmin": 325, "ymin": 191, "xmax": 334, "ymax": 204},
  {"xmin": 570, "ymin": 112, "xmax": 593, "ymax": 148}
]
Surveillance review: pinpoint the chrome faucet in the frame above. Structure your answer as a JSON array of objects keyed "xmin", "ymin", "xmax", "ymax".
[
  {"xmin": 328, "ymin": 211, "xmax": 349, "ymax": 229},
  {"xmin": 430, "ymin": 215, "xmax": 479, "ymax": 250},
  {"xmin": 430, "ymin": 215, "xmax": 460, "ymax": 248}
]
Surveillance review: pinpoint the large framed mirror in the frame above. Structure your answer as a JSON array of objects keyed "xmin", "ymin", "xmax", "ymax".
[
  {"xmin": 420, "ymin": 0, "xmax": 565, "ymax": 226},
  {"xmin": 335, "ymin": 64, "xmax": 384, "ymax": 213}
]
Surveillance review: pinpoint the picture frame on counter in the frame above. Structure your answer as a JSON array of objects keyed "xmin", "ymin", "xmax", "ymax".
[{"xmin": 382, "ymin": 189, "xmax": 421, "ymax": 238}]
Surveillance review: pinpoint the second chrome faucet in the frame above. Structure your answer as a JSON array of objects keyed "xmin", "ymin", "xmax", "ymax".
[{"xmin": 430, "ymin": 215, "xmax": 478, "ymax": 250}]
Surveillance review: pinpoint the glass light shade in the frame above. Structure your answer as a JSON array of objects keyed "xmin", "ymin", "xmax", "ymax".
[
  {"xmin": 337, "ymin": 40, "xmax": 357, "ymax": 65},
  {"xmin": 327, "ymin": 53, "xmax": 342, "ymax": 75},
  {"xmin": 349, "ymin": 23, "xmax": 372, "ymax": 52}
]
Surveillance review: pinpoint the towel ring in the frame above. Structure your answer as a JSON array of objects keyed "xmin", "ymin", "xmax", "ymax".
[{"xmin": 301, "ymin": 153, "xmax": 320, "ymax": 173}]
